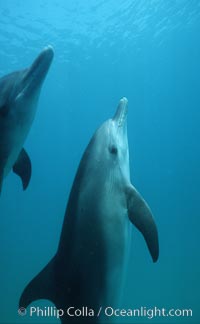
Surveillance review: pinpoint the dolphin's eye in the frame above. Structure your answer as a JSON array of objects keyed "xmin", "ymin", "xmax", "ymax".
[{"xmin": 109, "ymin": 145, "xmax": 118, "ymax": 155}]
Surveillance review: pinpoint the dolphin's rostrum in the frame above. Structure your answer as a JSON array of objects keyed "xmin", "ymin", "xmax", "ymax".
[
  {"xmin": 0, "ymin": 45, "xmax": 54, "ymax": 193},
  {"xmin": 20, "ymin": 98, "xmax": 159, "ymax": 323}
]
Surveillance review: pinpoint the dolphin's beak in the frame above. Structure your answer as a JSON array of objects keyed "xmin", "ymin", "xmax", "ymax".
[
  {"xmin": 29, "ymin": 45, "xmax": 54, "ymax": 77},
  {"xmin": 113, "ymin": 97, "xmax": 128, "ymax": 128},
  {"xmin": 22, "ymin": 45, "xmax": 54, "ymax": 94}
]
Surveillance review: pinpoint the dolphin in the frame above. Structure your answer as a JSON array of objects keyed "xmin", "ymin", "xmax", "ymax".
[
  {"xmin": 0, "ymin": 45, "xmax": 54, "ymax": 193},
  {"xmin": 19, "ymin": 97, "xmax": 159, "ymax": 323}
]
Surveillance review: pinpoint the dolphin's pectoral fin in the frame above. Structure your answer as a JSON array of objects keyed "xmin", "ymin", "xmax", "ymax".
[
  {"xmin": 19, "ymin": 257, "xmax": 56, "ymax": 309},
  {"xmin": 126, "ymin": 185, "xmax": 159, "ymax": 262},
  {"xmin": 13, "ymin": 148, "xmax": 32, "ymax": 190}
]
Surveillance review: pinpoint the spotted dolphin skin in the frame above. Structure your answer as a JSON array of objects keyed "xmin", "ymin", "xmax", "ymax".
[
  {"xmin": 19, "ymin": 98, "xmax": 159, "ymax": 323},
  {"xmin": 0, "ymin": 45, "xmax": 54, "ymax": 193}
]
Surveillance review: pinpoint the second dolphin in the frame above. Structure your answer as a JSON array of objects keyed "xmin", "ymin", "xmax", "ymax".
[{"xmin": 0, "ymin": 45, "xmax": 54, "ymax": 192}]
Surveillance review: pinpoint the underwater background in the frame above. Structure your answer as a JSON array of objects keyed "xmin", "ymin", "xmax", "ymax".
[{"xmin": 0, "ymin": 0, "xmax": 200, "ymax": 323}]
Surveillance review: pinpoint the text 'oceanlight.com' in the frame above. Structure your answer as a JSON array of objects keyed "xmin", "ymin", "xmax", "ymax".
[{"xmin": 18, "ymin": 305, "xmax": 193, "ymax": 320}]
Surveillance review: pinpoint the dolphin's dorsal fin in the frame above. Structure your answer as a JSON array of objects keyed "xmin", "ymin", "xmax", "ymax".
[
  {"xmin": 126, "ymin": 185, "xmax": 159, "ymax": 262},
  {"xmin": 19, "ymin": 257, "xmax": 56, "ymax": 309},
  {"xmin": 13, "ymin": 148, "xmax": 31, "ymax": 190}
]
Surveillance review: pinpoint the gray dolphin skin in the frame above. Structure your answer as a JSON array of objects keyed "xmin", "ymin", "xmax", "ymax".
[
  {"xmin": 19, "ymin": 98, "xmax": 159, "ymax": 323},
  {"xmin": 0, "ymin": 45, "xmax": 54, "ymax": 193}
]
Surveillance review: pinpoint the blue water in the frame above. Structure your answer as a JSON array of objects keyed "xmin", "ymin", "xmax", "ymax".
[{"xmin": 0, "ymin": 1, "xmax": 200, "ymax": 323}]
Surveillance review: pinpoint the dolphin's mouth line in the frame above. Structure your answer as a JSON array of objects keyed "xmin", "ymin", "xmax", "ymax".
[
  {"xmin": 117, "ymin": 106, "xmax": 127, "ymax": 128},
  {"xmin": 113, "ymin": 97, "xmax": 128, "ymax": 128}
]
